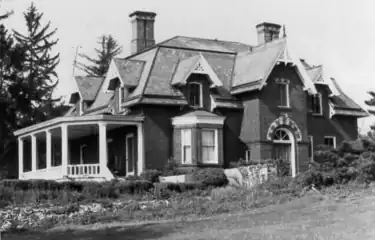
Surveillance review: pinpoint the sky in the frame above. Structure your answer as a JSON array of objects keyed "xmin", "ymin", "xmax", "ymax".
[{"xmin": 1, "ymin": 0, "xmax": 375, "ymax": 132}]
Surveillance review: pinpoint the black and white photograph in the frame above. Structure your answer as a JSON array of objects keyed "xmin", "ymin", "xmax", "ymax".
[{"xmin": 0, "ymin": 0, "xmax": 374, "ymax": 239}]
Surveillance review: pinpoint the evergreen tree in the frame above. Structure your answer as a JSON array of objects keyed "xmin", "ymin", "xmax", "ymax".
[
  {"xmin": 11, "ymin": 3, "xmax": 60, "ymax": 126},
  {"xmin": 76, "ymin": 34, "xmax": 122, "ymax": 77}
]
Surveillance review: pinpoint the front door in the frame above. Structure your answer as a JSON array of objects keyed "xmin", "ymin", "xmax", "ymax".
[
  {"xmin": 125, "ymin": 133, "xmax": 136, "ymax": 175},
  {"xmin": 273, "ymin": 128, "xmax": 295, "ymax": 177}
]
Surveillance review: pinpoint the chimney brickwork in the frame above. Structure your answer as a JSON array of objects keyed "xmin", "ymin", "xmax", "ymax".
[
  {"xmin": 129, "ymin": 11, "xmax": 157, "ymax": 54},
  {"xmin": 256, "ymin": 22, "xmax": 281, "ymax": 45}
]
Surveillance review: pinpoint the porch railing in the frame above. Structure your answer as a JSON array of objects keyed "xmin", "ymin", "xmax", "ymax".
[{"xmin": 67, "ymin": 164, "xmax": 101, "ymax": 177}]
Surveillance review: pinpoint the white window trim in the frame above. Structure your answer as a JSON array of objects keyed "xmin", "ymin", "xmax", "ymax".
[
  {"xmin": 308, "ymin": 135, "xmax": 314, "ymax": 162},
  {"xmin": 312, "ymin": 93, "xmax": 323, "ymax": 116},
  {"xmin": 125, "ymin": 133, "xmax": 135, "ymax": 175},
  {"xmin": 277, "ymin": 82, "xmax": 290, "ymax": 108},
  {"xmin": 324, "ymin": 136, "xmax": 336, "ymax": 148},
  {"xmin": 181, "ymin": 129, "xmax": 192, "ymax": 164},
  {"xmin": 188, "ymin": 82, "xmax": 203, "ymax": 108},
  {"xmin": 201, "ymin": 128, "xmax": 219, "ymax": 164},
  {"xmin": 80, "ymin": 144, "xmax": 87, "ymax": 164}
]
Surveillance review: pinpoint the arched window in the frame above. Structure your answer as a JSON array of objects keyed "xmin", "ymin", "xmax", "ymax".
[{"xmin": 273, "ymin": 128, "xmax": 291, "ymax": 142}]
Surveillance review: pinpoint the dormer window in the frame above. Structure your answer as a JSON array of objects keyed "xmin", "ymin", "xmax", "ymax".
[
  {"xmin": 188, "ymin": 82, "xmax": 203, "ymax": 107},
  {"xmin": 311, "ymin": 93, "xmax": 323, "ymax": 115},
  {"xmin": 275, "ymin": 78, "xmax": 290, "ymax": 108}
]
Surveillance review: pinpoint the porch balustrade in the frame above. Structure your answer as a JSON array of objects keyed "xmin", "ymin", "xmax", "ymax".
[{"xmin": 67, "ymin": 164, "xmax": 101, "ymax": 177}]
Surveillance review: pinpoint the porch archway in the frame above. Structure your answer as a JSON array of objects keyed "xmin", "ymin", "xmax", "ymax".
[
  {"xmin": 266, "ymin": 114, "xmax": 302, "ymax": 142},
  {"xmin": 272, "ymin": 128, "xmax": 296, "ymax": 177}
]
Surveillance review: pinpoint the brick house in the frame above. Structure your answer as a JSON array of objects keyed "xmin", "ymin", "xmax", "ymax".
[{"xmin": 14, "ymin": 11, "xmax": 368, "ymax": 180}]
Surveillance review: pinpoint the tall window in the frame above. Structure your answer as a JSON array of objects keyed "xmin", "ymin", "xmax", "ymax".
[
  {"xmin": 201, "ymin": 129, "xmax": 217, "ymax": 164},
  {"xmin": 188, "ymin": 82, "xmax": 202, "ymax": 107},
  {"xmin": 324, "ymin": 136, "xmax": 336, "ymax": 148},
  {"xmin": 311, "ymin": 93, "xmax": 323, "ymax": 115},
  {"xmin": 181, "ymin": 129, "xmax": 192, "ymax": 164},
  {"xmin": 308, "ymin": 135, "xmax": 314, "ymax": 162},
  {"xmin": 277, "ymin": 82, "xmax": 289, "ymax": 107}
]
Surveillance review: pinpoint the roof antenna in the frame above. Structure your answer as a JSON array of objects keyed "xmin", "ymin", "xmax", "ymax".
[
  {"xmin": 282, "ymin": 25, "xmax": 287, "ymax": 38},
  {"xmin": 72, "ymin": 45, "xmax": 81, "ymax": 78}
]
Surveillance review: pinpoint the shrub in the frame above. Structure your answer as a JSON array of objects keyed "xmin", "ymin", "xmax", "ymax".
[
  {"xmin": 0, "ymin": 179, "xmax": 155, "ymax": 207},
  {"xmin": 192, "ymin": 168, "xmax": 228, "ymax": 187},
  {"xmin": 275, "ymin": 158, "xmax": 290, "ymax": 177},
  {"xmin": 140, "ymin": 169, "xmax": 163, "ymax": 183},
  {"xmin": 161, "ymin": 158, "xmax": 184, "ymax": 176}
]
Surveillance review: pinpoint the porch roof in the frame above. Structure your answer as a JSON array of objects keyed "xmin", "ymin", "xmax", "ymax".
[{"xmin": 14, "ymin": 114, "xmax": 144, "ymax": 137}]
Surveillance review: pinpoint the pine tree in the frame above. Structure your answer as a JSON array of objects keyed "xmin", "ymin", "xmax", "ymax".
[
  {"xmin": 11, "ymin": 3, "xmax": 60, "ymax": 126},
  {"xmin": 76, "ymin": 34, "xmax": 122, "ymax": 77}
]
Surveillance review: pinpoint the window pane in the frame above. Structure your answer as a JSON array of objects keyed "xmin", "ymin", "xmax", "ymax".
[
  {"xmin": 279, "ymin": 84, "xmax": 287, "ymax": 106},
  {"xmin": 183, "ymin": 146, "xmax": 192, "ymax": 164},
  {"xmin": 312, "ymin": 94, "xmax": 322, "ymax": 114},
  {"xmin": 188, "ymin": 83, "xmax": 201, "ymax": 107},
  {"xmin": 324, "ymin": 138, "xmax": 334, "ymax": 147},
  {"xmin": 182, "ymin": 129, "xmax": 191, "ymax": 145},
  {"xmin": 202, "ymin": 146, "xmax": 215, "ymax": 163},
  {"xmin": 182, "ymin": 129, "xmax": 192, "ymax": 164},
  {"xmin": 202, "ymin": 130, "xmax": 215, "ymax": 146}
]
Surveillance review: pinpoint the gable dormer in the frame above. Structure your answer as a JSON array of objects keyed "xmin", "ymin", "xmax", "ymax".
[
  {"xmin": 70, "ymin": 76, "xmax": 105, "ymax": 116},
  {"xmin": 105, "ymin": 58, "xmax": 144, "ymax": 113},
  {"xmin": 171, "ymin": 54, "xmax": 223, "ymax": 111}
]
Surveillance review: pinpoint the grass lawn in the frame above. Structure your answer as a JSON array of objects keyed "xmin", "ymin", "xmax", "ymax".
[{"xmin": 4, "ymin": 187, "xmax": 375, "ymax": 240}]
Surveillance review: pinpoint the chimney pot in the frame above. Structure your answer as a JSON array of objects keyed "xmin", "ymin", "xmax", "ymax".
[
  {"xmin": 129, "ymin": 10, "xmax": 157, "ymax": 54},
  {"xmin": 256, "ymin": 22, "xmax": 281, "ymax": 45}
]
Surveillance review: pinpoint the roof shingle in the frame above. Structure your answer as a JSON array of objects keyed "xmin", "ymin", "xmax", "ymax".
[
  {"xmin": 113, "ymin": 58, "xmax": 145, "ymax": 87},
  {"xmin": 75, "ymin": 76, "xmax": 104, "ymax": 101}
]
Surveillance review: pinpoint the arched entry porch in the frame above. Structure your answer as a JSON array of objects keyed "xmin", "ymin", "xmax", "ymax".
[{"xmin": 266, "ymin": 114, "xmax": 302, "ymax": 177}]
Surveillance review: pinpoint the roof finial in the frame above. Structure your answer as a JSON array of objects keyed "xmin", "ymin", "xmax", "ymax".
[{"xmin": 282, "ymin": 25, "xmax": 287, "ymax": 38}]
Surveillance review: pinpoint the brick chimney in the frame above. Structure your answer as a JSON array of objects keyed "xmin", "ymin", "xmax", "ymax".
[
  {"xmin": 256, "ymin": 22, "xmax": 281, "ymax": 45},
  {"xmin": 129, "ymin": 11, "xmax": 157, "ymax": 54}
]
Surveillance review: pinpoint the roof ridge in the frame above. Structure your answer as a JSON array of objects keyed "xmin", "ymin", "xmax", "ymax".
[{"xmin": 173, "ymin": 35, "xmax": 253, "ymax": 46}]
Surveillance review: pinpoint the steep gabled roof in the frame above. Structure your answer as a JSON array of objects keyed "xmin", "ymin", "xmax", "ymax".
[
  {"xmin": 74, "ymin": 76, "xmax": 104, "ymax": 101},
  {"xmin": 79, "ymin": 35, "xmax": 364, "ymax": 118},
  {"xmin": 113, "ymin": 58, "xmax": 145, "ymax": 87},
  {"xmin": 231, "ymin": 38, "xmax": 317, "ymax": 95},
  {"xmin": 141, "ymin": 47, "xmax": 236, "ymax": 98}
]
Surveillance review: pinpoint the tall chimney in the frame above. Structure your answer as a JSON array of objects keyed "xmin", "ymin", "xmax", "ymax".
[
  {"xmin": 129, "ymin": 11, "xmax": 157, "ymax": 54},
  {"xmin": 255, "ymin": 22, "xmax": 281, "ymax": 45}
]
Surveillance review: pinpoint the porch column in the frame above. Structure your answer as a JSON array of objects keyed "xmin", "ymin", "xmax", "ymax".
[
  {"xmin": 46, "ymin": 130, "xmax": 52, "ymax": 169},
  {"xmin": 137, "ymin": 123, "xmax": 145, "ymax": 175},
  {"xmin": 31, "ymin": 134, "xmax": 37, "ymax": 171},
  {"xmin": 18, "ymin": 137, "xmax": 24, "ymax": 179},
  {"xmin": 61, "ymin": 124, "xmax": 68, "ymax": 176},
  {"xmin": 98, "ymin": 123, "xmax": 108, "ymax": 173}
]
